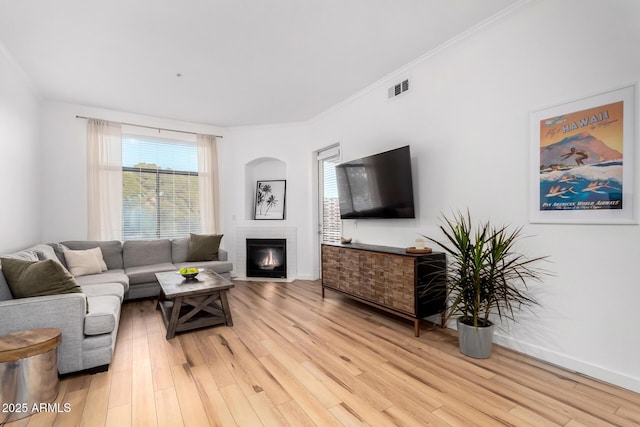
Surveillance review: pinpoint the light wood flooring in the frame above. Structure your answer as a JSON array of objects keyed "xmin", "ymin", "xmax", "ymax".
[{"xmin": 5, "ymin": 279, "xmax": 640, "ymax": 427}]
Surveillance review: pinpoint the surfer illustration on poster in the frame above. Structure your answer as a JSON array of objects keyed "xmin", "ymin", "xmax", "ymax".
[{"xmin": 530, "ymin": 84, "xmax": 636, "ymax": 224}]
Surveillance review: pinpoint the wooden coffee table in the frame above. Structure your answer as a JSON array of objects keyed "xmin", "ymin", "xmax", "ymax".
[{"xmin": 155, "ymin": 270, "xmax": 234, "ymax": 339}]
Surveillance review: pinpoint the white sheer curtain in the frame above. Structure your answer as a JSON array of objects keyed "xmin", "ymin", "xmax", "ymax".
[
  {"xmin": 196, "ymin": 134, "xmax": 220, "ymax": 233},
  {"xmin": 87, "ymin": 119, "xmax": 122, "ymax": 240}
]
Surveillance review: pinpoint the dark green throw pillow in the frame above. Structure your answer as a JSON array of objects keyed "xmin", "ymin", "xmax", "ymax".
[
  {"xmin": 186, "ymin": 233, "xmax": 223, "ymax": 262},
  {"xmin": 0, "ymin": 257, "xmax": 83, "ymax": 298}
]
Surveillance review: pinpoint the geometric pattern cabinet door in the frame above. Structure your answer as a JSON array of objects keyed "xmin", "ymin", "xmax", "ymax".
[
  {"xmin": 321, "ymin": 243, "xmax": 446, "ymax": 337},
  {"xmin": 383, "ymin": 254, "xmax": 416, "ymax": 314},
  {"xmin": 321, "ymin": 244, "xmax": 340, "ymax": 289},
  {"xmin": 359, "ymin": 250, "xmax": 385, "ymax": 305},
  {"xmin": 339, "ymin": 247, "xmax": 361, "ymax": 294}
]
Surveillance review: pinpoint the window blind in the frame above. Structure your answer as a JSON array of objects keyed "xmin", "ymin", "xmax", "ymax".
[
  {"xmin": 122, "ymin": 135, "xmax": 201, "ymax": 239},
  {"xmin": 319, "ymin": 150, "xmax": 341, "ymax": 244}
]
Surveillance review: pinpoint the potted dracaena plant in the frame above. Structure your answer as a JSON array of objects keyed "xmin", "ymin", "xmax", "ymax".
[{"xmin": 424, "ymin": 210, "xmax": 550, "ymax": 358}]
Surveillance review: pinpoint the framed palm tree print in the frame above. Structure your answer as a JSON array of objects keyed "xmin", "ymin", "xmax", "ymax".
[{"xmin": 254, "ymin": 180, "xmax": 286, "ymax": 220}]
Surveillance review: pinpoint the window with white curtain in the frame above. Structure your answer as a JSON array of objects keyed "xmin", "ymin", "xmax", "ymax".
[{"xmin": 122, "ymin": 134, "xmax": 201, "ymax": 239}]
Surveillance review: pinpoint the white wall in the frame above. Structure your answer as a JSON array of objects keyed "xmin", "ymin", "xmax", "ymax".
[
  {"xmin": 304, "ymin": 0, "xmax": 640, "ymax": 392},
  {"xmin": 0, "ymin": 45, "xmax": 42, "ymax": 253},
  {"xmin": 39, "ymin": 101, "xmax": 225, "ymax": 243}
]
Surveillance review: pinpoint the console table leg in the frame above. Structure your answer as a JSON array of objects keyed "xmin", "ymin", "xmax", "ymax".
[{"xmin": 414, "ymin": 319, "xmax": 420, "ymax": 337}]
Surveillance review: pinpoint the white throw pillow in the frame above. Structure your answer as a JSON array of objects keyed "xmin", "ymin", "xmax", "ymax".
[{"xmin": 63, "ymin": 247, "xmax": 108, "ymax": 277}]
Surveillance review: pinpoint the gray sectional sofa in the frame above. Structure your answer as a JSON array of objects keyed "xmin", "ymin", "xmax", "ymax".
[{"xmin": 0, "ymin": 236, "xmax": 232, "ymax": 374}]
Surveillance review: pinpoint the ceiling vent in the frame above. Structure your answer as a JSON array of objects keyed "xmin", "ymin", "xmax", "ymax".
[{"xmin": 388, "ymin": 78, "xmax": 410, "ymax": 99}]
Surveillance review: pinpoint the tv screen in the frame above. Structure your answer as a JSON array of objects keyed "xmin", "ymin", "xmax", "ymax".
[{"xmin": 336, "ymin": 145, "xmax": 415, "ymax": 219}]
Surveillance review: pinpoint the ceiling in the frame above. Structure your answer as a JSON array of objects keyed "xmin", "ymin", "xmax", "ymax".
[{"xmin": 0, "ymin": 0, "xmax": 518, "ymax": 127}]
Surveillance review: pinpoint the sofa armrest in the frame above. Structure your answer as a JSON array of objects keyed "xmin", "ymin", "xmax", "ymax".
[
  {"xmin": 0, "ymin": 293, "xmax": 88, "ymax": 374},
  {"xmin": 218, "ymin": 248, "xmax": 228, "ymax": 261}
]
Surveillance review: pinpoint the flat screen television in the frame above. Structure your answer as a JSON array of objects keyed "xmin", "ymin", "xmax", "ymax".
[{"xmin": 335, "ymin": 145, "xmax": 415, "ymax": 219}]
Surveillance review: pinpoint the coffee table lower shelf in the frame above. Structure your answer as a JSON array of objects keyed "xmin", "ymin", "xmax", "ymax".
[{"xmin": 157, "ymin": 292, "xmax": 233, "ymax": 339}]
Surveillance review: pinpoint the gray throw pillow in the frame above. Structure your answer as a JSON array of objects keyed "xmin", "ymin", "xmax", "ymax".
[
  {"xmin": 186, "ymin": 233, "xmax": 223, "ymax": 262},
  {"xmin": 0, "ymin": 257, "xmax": 83, "ymax": 298},
  {"xmin": 2, "ymin": 249, "xmax": 39, "ymax": 262},
  {"xmin": 29, "ymin": 244, "xmax": 63, "ymax": 265}
]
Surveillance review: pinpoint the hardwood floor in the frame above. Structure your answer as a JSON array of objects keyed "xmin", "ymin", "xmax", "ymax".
[{"xmin": 6, "ymin": 279, "xmax": 640, "ymax": 426}]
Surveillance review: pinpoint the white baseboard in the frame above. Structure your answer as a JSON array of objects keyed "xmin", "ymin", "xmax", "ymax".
[
  {"xmin": 493, "ymin": 332, "xmax": 640, "ymax": 393},
  {"xmin": 440, "ymin": 321, "xmax": 640, "ymax": 393}
]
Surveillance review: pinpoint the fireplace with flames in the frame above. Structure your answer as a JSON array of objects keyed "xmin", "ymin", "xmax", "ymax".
[{"xmin": 246, "ymin": 238, "xmax": 287, "ymax": 279}]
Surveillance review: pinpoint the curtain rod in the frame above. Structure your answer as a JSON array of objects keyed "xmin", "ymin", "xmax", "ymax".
[{"xmin": 75, "ymin": 115, "xmax": 223, "ymax": 138}]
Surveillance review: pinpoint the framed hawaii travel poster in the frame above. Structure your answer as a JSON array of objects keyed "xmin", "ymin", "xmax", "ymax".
[{"xmin": 530, "ymin": 84, "xmax": 636, "ymax": 224}]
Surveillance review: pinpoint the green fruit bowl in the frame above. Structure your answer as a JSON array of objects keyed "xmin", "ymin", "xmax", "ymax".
[{"xmin": 179, "ymin": 268, "xmax": 200, "ymax": 280}]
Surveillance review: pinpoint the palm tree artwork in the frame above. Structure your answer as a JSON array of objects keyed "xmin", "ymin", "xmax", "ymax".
[
  {"xmin": 256, "ymin": 190, "xmax": 265, "ymax": 213},
  {"xmin": 256, "ymin": 183, "xmax": 271, "ymax": 215},
  {"xmin": 265, "ymin": 194, "xmax": 277, "ymax": 214},
  {"xmin": 255, "ymin": 180, "xmax": 286, "ymax": 219}
]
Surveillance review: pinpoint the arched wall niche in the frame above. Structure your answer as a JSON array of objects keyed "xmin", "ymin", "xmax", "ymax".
[{"xmin": 244, "ymin": 157, "xmax": 287, "ymax": 220}]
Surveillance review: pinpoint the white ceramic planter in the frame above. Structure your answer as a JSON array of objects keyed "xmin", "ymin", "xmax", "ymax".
[{"xmin": 456, "ymin": 317, "xmax": 495, "ymax": 359}]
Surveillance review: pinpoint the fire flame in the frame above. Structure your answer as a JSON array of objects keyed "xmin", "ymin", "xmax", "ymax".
[{"xmin": 260, "ymin": 250, "xmax": 279, "ymax": 270}]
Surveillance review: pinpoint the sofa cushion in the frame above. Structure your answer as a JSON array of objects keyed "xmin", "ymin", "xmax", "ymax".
[
  {"xmin": 123, "ymin": 240, "xmax": 172, "ymax": 268},
  {"xmin": 82, "ymin": 333, "xmax": 115, "ymax": 351},
  {"xmin": 125, "ymin": 263, "xmax": 176, "ymax": 285},
  {"xmin": 64, "ymin": 247, "xmax": 108, "ymax": 277},
  {"xmin": 0, "ymin": 268, "xmax": 13, "ymax": 301},
  {"xmin": 1, "ymin": 249, "xmax": 39, "ymax": 262},
  {"xmin": 186, "ymin": 233, "xmax": 223, "ymax": 262},
  {"xmin": 74, "ymin": 269, "xmax": 129, "ymax": 293},
  {"xmin": 29, "ymin": 244, "xmax": 64, "ymax": 266},
  {"xmin": 61, "ymin": 240, "xmax": 124, "ymax": 270},
  {"xmin": 48, "ymin": 243, "xmax": 68, "ymax": 266},
  {"xmin": 0, "ymin": 246, "xmax": 36, "ymax": 300},
  {"xmin": 171, "ymin": 237, "xmax": 190, "ymax": 263},
  {"xmin": 81, "ymin": 282, "xmax": 125, "ymax": 303},
  {"xmin": 174, "ymin": 261, "xmax": 233, "ymax": 275},
  {"xmin": 84, "ymin": 295, "xmax": 120, "ymax": 335},
  {"xmin": 125, "ymin": 282, "xmax": 161, "ymax": 300},
  {"xmin": 0, "ymin": 258, "xmax": 82, "ymax": 298}
]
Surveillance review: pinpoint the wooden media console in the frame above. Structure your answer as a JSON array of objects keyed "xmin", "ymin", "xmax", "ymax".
[{"xmin": 321, "ymin": 243, "xmax": 446, "ymax": 337}]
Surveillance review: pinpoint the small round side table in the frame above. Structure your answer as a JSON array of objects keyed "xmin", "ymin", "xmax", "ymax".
[{"xmin": 0, "ymin": 328, "xmax": 62, "ymax": 423}]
